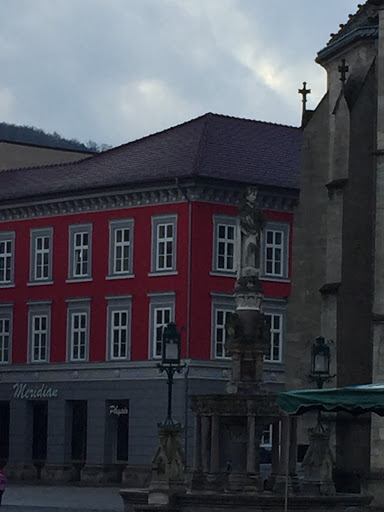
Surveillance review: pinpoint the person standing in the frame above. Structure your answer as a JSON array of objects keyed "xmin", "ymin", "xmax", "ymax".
[{"xmin": 0, "ymin": 469, "xmax": 6, "ymax": 506}]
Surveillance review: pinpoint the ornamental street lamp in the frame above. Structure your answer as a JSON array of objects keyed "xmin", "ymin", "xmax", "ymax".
[
  {"xmin": 308, "ymin": 336, "xmax": 335, "ymax": 389},
  {"xmin": 157, "ymin": 322, "xmax": 185, "ymax": 428}
]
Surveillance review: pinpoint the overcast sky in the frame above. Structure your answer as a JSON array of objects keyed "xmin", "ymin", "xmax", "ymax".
[{"xmin": 0, "ymin": 0, "xmax": 359, "ymax": 147}]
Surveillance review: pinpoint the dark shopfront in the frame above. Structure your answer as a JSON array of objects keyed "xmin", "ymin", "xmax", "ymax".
[
  {"xmin": 0, "ymin": 381, "xmax": 131, "ymax": 483},
  {"xmin": 0, "ymin": 363, "xmax": 252, "ymax": 484}
]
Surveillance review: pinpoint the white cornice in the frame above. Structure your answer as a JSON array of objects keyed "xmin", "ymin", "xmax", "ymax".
[{"xmin": 0, "ymin": 184, "xmax": 298, "ymax": 222}]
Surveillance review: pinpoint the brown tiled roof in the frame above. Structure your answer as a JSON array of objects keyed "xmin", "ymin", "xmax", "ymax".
[{"xmin": 0, "ymin": 113, "xmax": 301, "ymax": 203}]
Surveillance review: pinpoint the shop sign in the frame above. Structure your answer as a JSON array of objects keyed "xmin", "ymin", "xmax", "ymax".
[
  {"xmin": 109, "ymin": 404, "xmax": 128, "ymax": 416},
  {"xmin": 13, "ymin": 383, "xmax": 59, "ymax": 400}
]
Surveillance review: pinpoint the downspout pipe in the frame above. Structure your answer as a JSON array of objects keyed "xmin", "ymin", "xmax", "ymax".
[{"xmin": 175, "ymin": 177, "xmax": 192, "ymax": 464}]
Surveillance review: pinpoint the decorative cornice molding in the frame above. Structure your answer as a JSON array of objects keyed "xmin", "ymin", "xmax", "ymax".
[
  {"xmin": 0, "ymin": 184, "xmax": 298, "ymax": 222},
  {"xmin": 372, "ymin": 313, "xmax": 384, "ymax": 323},
  {"xmin": 319, "ymin": 282, "xmax": 341, "ymax": 295},
  {"xmin": 326, "ymin": 179, "xmax": 348, "ymax": 200}
]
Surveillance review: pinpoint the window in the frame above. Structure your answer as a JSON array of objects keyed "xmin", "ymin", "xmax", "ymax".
[
  {"xmin": 148, "ymin": 293, "xmax": 175, "ymax": 358},
  {"xmin": 66, "ymin": 299, "xmax": 90, "ymax": 361},
  {"xmin": 68, "ymin": 224, "xmax": 92, "ymax": 280},
  {"xmin": 30, "ymin": 228, "xmax": 53, "ymax": 283},
  {"xmin": 0, "ymin": 305, "xmax": 12, "ymax": 364},
  {"xmin": 106, "ymin": 295, "xmax": 132, "ymax": 360},
  {"xmin": 0, "ymin": 232, "xmax": 15, "ymax": 285},
  {"xmin": 212, "ymin": 215, "xmax": 237, "ymax": 274},
  {"xmin": 151, "ymin": 215, "xmax": 177, "ymax": 274},
  {"xmin": 262, "ymin": 222, "xmax": 289, "ymax": 279},
  {"xmin": 211, "ymin": 294, "xmax": 235, "ymax": 359},
  {"xmin": 28, "ymin": 301, "xmax": 51, "ymax": 363},
  {"xmin": 264, "ymin": 312, "xmax": 283, "ymax": 363},
  {"xmin": 108, "ymin": 219, "xmax": 134, "ymax": 278}
]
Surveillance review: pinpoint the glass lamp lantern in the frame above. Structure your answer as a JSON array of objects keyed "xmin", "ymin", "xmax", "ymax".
[
  {"xmin": 311, "ymin": 336, "xmax": 331, "ymax": 376},
  {"xmin": 162, "ymin": 322, "xmax": 181, "ymax": 365}
]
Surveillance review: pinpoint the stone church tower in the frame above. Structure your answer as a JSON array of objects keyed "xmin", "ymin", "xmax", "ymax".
[{"xmin": 287, "ymin": 0, "xmax": 384, "ymax": 498}]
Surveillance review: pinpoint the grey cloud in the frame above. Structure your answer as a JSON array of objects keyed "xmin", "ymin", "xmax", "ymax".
[{"xmin": 0, "ymin": 0, "xmax": 359, "ymax": 146}]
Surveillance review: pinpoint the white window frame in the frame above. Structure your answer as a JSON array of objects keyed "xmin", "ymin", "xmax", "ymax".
[
  {"xmin": 68, "ymin": 224, "xmax": 92, "ymax": 281},
  {"xmin": 211, "ymin": 293, "xmax": 236, "ymax": 360},
  {"xmin": 108, "ymin": 219, "xmax": 134, "ymax": 278},
  {"xmin": 0, "ymin": 231, "xmax": 15, "ymax": 286},
  {"xmin": 212, "ymin": 215, "xmax": 237, "ymax": 275},
  {"xmin": 151, "ymin": 215, "xmax": 177, "ymax": 274},
  {"xmin": 0, "ymin": 304, "xmax": 12, "ymax": 364},
  {"xmin": 263, "ymin": 300, "xmax": 285, "ymax": 363},
  {"xmin": 30, "ymin": 227, "xmax": 53, "ymax": 283},
  {"xmin": 261, "ymin": 222, "xmax": 289, "ymax": 280},
  {"xmin": 66, "ymin": 299, "xmax": 90, "ymax": 362},
  {"xmin": 106, "ymin": 295, "xmax": 132, "ymax": 360},
  {"xmin": 148, "ymin": 293, "xmax": 175, "ymax": 359},
  {"xmin": 28, "ymin": 301, "xmax": 51, "ymax": 363}
]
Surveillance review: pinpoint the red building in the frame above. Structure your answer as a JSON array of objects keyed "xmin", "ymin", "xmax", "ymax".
[{"xmin": 0, "ymin": 113, "xmax": 301, "ymax": 483}]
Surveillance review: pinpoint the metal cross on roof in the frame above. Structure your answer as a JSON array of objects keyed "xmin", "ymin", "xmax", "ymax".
[
  {"xmin": 298, "ymin": 82, "xmax": 311, "ymax": 113},
  {"xmin": 338, "ymin": 59, "xmax": 349, "ymax": 84}
]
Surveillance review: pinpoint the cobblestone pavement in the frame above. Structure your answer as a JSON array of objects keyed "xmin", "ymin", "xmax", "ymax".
[{"xmin": 1, "ymin": 484, "xmax": 124, "ymax": 511}]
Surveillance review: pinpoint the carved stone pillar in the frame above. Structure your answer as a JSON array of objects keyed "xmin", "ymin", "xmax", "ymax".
[
  {"xmin": 201, "ymin": 416, "xmax": 211, "ymax": 473},
  {"xmin": 193, "ymin": 414, "xmax": 202, "ymax": 472},
  {"xmin": 246, "ymin": 415, "xmax": 256, "ymax": 474},
  {"xmin": 271, "ymin": 421, "xmax": 280, "ymax": 476},
  {"xmin": 289, "ymin": 416, "xmax": 298, "ymax": 477},
  {"xmin": 265, "ymin": 420, "xmax": 281, "ymax": 491},
  {"xmin": 273, "ymin": 415, "xmax": 290, "ymax": 494},
  {"xmin": 210, "ymin": 415, "xmax": 220, "ymax": 474},
  {"xmin": 191, "ymin": 414, "xmax": 205, "ymax": 491},
  {"xmin": 278, "ymin": 415, "xmax": 289, "ymax": 475}
]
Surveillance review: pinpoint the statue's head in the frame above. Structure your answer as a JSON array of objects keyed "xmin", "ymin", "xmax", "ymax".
[{"xmin": 246, "ymin": 186, "xmax": 258, "ymax": 204}]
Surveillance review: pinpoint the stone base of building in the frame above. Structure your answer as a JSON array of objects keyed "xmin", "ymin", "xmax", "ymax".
[
  {"xmin": 5, "ymin": 463, "xmax": 38, "ymax": 480},
  {"xmin": 361, "ymin": 470, "xmax": 384, "ymax": 507},
  {"xmin": 122, "ymin": 464, "xmax": 152, "ymax": 488},
  {"xmin": 40, "ymin": 463, "xmax": 75, "ymax": 482},
  {"xmin": 190, "ymin": 470, "xmax": 205, "ymax": 491},
  {"xmin": 190, "ymin": 471, "xmax": 264, "ymax": 493},
  {"xmin": 301, "ymin": 479, "xmax": 336, "ymax": 496},
  {"xmin": 121, "ymin": 488, "xmax": 373, "ymax": 512},
  {"xmin": 272, "ymin": 474, "xmax": 301, "ymax": 494},
  {"xmin": 226, "ymin": 472, "xmax": 264, "ymax": 493},
  {"xmin": 80, "ymin": 463, "xmax": 123, "ymax": 483}
]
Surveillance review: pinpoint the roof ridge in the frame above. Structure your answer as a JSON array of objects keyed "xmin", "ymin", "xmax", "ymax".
[
  {"xmin": 0, "ymin": 138, "xmax": 93, "ymax": 154},
  {"xmin": 94, "ymin": 112, "xmax": 211, "ymax": 158},
  {"xmin": 89, "ymin": 112, "xmax": 299, "ymax": 160},
  {"xmin": 0, "ymin": 155, "xmax": 94, "ymax": 175},
  {"xmin": 67, "ymin": 111, "xmax": 300, "ymax": 169},
  {"xmin": 208, "ymin": 112, "xmax": 300, "ymax": 130}
]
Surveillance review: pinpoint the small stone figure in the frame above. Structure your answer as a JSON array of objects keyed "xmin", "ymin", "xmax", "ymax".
[{"xmin": 238, "ymin": 187, "xmax": 267, "ymax": 277}]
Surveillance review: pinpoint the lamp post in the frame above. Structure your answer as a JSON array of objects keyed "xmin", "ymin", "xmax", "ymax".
[
  {"xmin": 308, "ymin": 336, "xmax": 335, "ymax": 389},
  {"xmin": 157, "ymin": 322, "xmax": 185, "ymax": 428}
]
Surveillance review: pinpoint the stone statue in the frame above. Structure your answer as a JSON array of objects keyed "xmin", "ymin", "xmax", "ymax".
[
  {"xmin": 302, "ymin": 421, "xmax": 335, "ymax": 495},
  {"xmin": 238, "ymin": 187, "xmax": 267, "ymax": 278},
  {"xmin": 148, "ymin": 426, "xmax": 186, "ymax": 505}
]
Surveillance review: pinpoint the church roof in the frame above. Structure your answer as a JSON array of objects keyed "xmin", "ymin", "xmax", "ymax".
[
  {"xmin": 317, "ymin": 1, "xmax": 380, "ymax": 62},
  {"xmin": 0, "ymin": 113, "xmax": 301, "ymax": 204}
]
